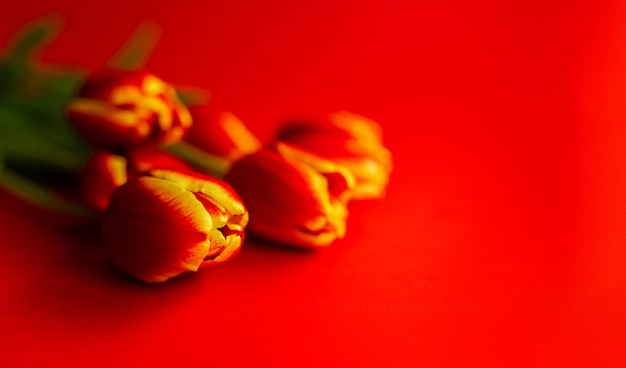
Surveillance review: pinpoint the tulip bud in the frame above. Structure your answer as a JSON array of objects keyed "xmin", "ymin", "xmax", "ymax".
[
  {"xmin": 224, "ymin": 145, "xmax": 354, "ymax": 248},
  {"xmin": 80, "ymin": 151, "xmax": 127, "ymax": 212},
  {"xmin": 102, "ymin": 169, "xmax": 248, "ymax": 283},
  {"xmin": 125, "ymin": 145, "xmax": 193, "ymax": 174},
  {"xmin": 80, "ymin": 146, "xmax": 192, "ymax": 212},
  {"xmin": 66, "ymin": 70, "xmax": 192, "ymax": 151},
  {"xmin": 80, "ymin": 146, "xmax": 191, "ymax": 212},
  {"xmin": 276, "ymin": 111, "xmax": 392, "ymax": 200},
  {"xmin": 185, "ymin": 104, "xmax": 261, "ymax": 161}
]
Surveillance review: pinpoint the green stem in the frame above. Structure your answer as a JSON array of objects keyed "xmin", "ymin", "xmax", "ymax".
[
  {"xmin": 1, "ymin": 134, "xmax": 87, "ymax": 172},
  {"xmin": 175, "ymin": 86, "xmax": 211, "ymax": 106},
  {"xmin": 168, "ymin": 142, "xmax": 232, "ymax": 179},
  {"xmin": 107, "ymin": 20, "xmax": 161, "ymax": 71},
  {"xmin": 0, "ymin": 164, "xmax": 94, "ymax": 217}
]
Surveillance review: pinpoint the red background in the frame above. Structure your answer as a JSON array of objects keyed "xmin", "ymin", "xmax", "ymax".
[{"xmin": 1, "ymin": 0, "xmax": 625, "ymax": 366}]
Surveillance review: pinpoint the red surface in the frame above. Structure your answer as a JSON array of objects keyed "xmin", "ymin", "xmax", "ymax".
[{"xmin": 1, "ymin": 1, "xmax": 625, "ymax": 367}]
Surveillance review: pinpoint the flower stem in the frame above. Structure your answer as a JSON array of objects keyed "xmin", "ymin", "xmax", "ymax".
[
  {"xmin": 168, "ymin": 142, "xmax": 232, "ymax": 178},
  {"xmin": 0, "ymin": 162, "xmax": 94, "ymax": 217}
]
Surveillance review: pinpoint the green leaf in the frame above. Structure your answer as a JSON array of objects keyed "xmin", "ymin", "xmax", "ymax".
[
  {"xmin": 175, "ymin": 85, "xmax": 212, "ymax": 106},
  {"xmin": 0, "ymin": 13, "xmax": 63, "ymax": 92},
  {"xmin": 107, "ymin": 20, "xmax": 161, "ymax": 71},
  {"xmin": 168, "ymin": 142, "xmax": 231, "ymax": 178},
  {"xmin": 3, "ymin": 13, "xmax": 63, "ymax": 62}
]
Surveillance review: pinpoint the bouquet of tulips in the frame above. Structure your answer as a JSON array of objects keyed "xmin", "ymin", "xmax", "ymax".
[{"xmin": 0, "ymin": 16, "xmax": 393, "ymax": 283}]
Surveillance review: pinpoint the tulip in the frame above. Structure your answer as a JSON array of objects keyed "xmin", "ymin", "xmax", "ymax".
[
  {"xmin": 276, "ymin": 111, "xmax": 392, "ymax": 200},
  {"xmin": 125, "ymin": 145, "xmax": 193, "ymax": 175},
  {"xmin": 80, "ymin": 146, "xmax": 192, "ymax": 212},
  {"xmin": 102, "ymin": 169, "xmax": 248, "ymax": 283},
  {"xmin": 66, "ymin": 70, "xmax": 192, "ymax": 151},
  {"xmin": 185, "ymin": 104, "xmax": 261, "ymax": 161},
  {"xmin": 224, "ymin": 144, "xmax": 354, "ymax": 248},
  {"xmin": 80, "ymin": 151, "xmax": 127, "ymax": 212}
]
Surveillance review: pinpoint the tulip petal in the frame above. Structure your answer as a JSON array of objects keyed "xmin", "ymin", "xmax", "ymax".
[
  {"xmin": 142, "ymin": 74, "xmax": 167, "ymax": 95},
  {"xmin": 330, "ymin": 111, "xmax": 384, "ymax": 142},
  {"xmin": 103, "ymin": 177, "xmax": 211, "ymax": 282},
  {"xmin": 185, "ymin": 106, "xmax": 261, "ymax": 160},
  {"xmin": 149, "ymin": 169, "xmax": 248, "ymax": 221},
  {"xmin": 81, "ymin": 151, "xmax": 127, "ymax": 211},
  {"xmin": 275, "ymin": 142, "xmax": 355, "ymax": 202},
  {"xmin": 125, "ymin": 146, "xmax": 192, "ymax": 175}
]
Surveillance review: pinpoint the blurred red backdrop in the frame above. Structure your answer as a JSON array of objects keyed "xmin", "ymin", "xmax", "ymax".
[{"xmin": 1, "ymin": 0, "xmax": 626, "ymax": 367}]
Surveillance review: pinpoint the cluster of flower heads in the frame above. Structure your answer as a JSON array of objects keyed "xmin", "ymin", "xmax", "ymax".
[{"xmin": 66, "ymin": 69, "xmax": 392, "ymax": 283}]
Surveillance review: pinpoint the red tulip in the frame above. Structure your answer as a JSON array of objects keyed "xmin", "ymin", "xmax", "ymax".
[
  {"xmin": 185, "ymin": 104, "xmax": 261, "ymax": 160},
  {"xmin": 66, "ymin": 70, "xmax": 192, "ymax": 151},
  {"xmin": 224, "ymin": 144, "xmax": 354, "ymax": 248},
  {"xmin": 80, "ymin": 151, "xmax": 127, "ymax": 212},
  {"xmin": 102, "ymin": 169, "xmax": 248, "ymax": 283},
  {"xmin": 125, "ymin": 145, "xmax": 193, "ymax": 174},
  {"xmin": 276, "ymin": 111, "xmax": 392, "ymax": 200}
]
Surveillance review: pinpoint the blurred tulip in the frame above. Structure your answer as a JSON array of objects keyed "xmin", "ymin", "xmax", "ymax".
[
  {"xmin": 80, "ymin": 151, "xmax": 127, "ymax": 212},
  {"xmin": 125, "ymin": 145, "xmax": 192, "ymax": 174},
  {"xmin": 185, "ymin": 104, "xmax": 261, "ymax": 161},
  {"xmin": 224, "ymin": 144, "xmax": 354, "ymax": 248},
  {"xmin": 276, "ymin": 111, "xmax": 392, "ymax": 200},
  {"xmin": 102, "ymin": 169, "xmax": 248, "ymax": 283},
  {"xmin": 66, "ymin": 70, "xmax": 192, "ymax": 151},
  {"xmin": 80, "ymin": 146, "xmax": 192, "ymax": 212}
]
